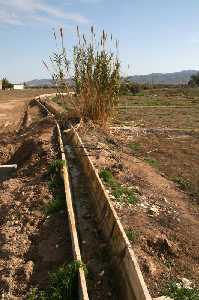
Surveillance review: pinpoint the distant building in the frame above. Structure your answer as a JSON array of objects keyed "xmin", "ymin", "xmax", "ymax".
[
  {"xmin": 13, "ymin": 84, "xmax": 24, "ymax": 90},
  {"xmin": 0, "ymin": 80, "xmax": 2, "ymax": 90}
]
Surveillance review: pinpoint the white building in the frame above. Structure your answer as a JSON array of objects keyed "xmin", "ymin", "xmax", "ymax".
[{"xmin": 13, "ymin": 84, "xmax": 24, "ymax": 90}]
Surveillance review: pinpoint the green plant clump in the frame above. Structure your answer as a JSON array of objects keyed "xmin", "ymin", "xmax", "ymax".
[
  {"xmin": 163, "ymin": 281, "xmax": 199, "ymax": 300},
  {"xmin": 129, "ymin": 142, "xmax": 141, "ymax": 153},
  {"xmin": 28, "ymin": 261, "xmax": 87, "ymax": 300},
  {"xmin": 99, "ymin": 169, "xmax": 137, "ymax": 204},
  {"xmin": 144, "ymin": 157, "xmax": 159, "ymax": 169},
  {"xmin": 125, "ymin": 228, "xmax": 139, "ymax": 243},
  {"xmin": 48, "ymin": 159, "xmax": 66, "ymax": 175},
  {"xmin": 46, "ymin": 159, "xmax": 66, "ymax": 215},
  {"xmin": 173, "ymin": 176, "xmax": 191, "ymax": 191},
  {"xmin": 45, "ymin": 195, "xmax": 65, "ymax": 215}
]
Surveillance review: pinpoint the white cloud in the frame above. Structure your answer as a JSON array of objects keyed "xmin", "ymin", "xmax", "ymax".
[
  {"xmin": 0, "ymin": 0, "xmax": 89, "ymax": 26},
  {"xmin": 0, "ymin": 10, "xmax": 23, "ymax": 25}
]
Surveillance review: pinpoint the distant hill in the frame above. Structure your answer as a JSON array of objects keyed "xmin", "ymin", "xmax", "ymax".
[
  {"xmin": 26, "ymin": 70, "xmax": 199, "ymax": 87},
  {"xmin": 127, "ymin": 70, "xmax": 198, "ymax": 85},
  {"xmin": 25, "ymin": 79, "xmax": 54, "ymax": 87},
  {"xmin": 25, "ymin": 78, "xmax": 74, "ymax": 87}
]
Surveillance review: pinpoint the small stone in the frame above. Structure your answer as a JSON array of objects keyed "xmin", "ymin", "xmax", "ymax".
[
  {"xmin": 181, "ymin": 277, "xmax": 192, "ymax": 289},
  {"xmin": 24, "ymin": 261, "xmax": 34, "ymax": 281},
  {"xmin": 142, "ymin": 257, "xmax": 157, "ymax": 276},
  {"xmin": 98, "ymin": 270, "xmax": 105, "ymax": 277},
  {"xmin": 163, "ymin": 197, "xmax": 169, "ymax": 203},
  {"xmin": 149, "ymin": 205, "xmax": 159, "ymax": 216},
  {"xmin": 82, "ymin": 240, "xmax": 86, "ymax": 244},
  {"xmin": 140, "ymin": 203, "xmax": 147, "ymax": 209}
]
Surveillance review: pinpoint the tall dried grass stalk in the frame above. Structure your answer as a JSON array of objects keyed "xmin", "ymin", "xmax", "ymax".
[{"xmin": 44, "ymin": 26, "xmax": 120, "ymax": 125}]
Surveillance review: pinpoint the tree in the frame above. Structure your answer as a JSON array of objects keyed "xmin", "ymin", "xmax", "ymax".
[
  {"xmin": 2, "ymin": 78, "xmax": 13, "ymax": 90},
  {"xmin": 188, "ymin": 72, "xmax": 199, "ymax": 87}
]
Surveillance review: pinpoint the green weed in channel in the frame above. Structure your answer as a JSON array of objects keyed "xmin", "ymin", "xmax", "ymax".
[
  {"xmin": 28, "ymin": 261, "xmax": 87, "ymax": 300},
  {"xmin": 99, "ymin": 169, "xmax": 138, "ymax": 204},
  {"xmin": 48, "ymin": 159, "xmax": 66, "ymax": 175}
]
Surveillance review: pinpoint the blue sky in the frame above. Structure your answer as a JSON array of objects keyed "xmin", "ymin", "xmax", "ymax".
[{"xmin": 0, "ymin": 0, "xmax": 199, "ymax": 82}]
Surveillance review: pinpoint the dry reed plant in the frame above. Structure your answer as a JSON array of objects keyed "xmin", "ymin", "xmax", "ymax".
[{"xmin": 44, "ymin": 26, "xmax": 121, "ymax": 125}]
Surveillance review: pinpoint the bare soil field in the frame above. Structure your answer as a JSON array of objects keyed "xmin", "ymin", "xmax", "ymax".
[
  {"xmin": 1, "ymin": 89, "xmax": 198, "ymax": 299},
  {"xmin": 0, "ymin": 89, "xmax": 56, "ymax": 134},
  {"xmin": 0, "ymin": 97, "xmax": 73, "ymax": 299},
  {"xmin": 0, "ymin": 93, "xmax": 118, "ymax": 300},
  {"xmin": 79, "ymin": 125, "xmax": 199, "ymax": 297},
  {"xmin": 75, "ymin": 88, "xmax": 199, "ymax": 297},
  {"xmin": 117, "ymin": 91, "xmax": 199, "ymax": 129}
]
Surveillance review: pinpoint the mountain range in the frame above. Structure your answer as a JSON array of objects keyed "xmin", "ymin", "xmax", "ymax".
[
  {"xmin": 127, "ymin": 70, "xmax": 198, "ymax": 85},
  {"xmin": 25, "ymin": 70, "xmax": 198, "ymax": 87}
]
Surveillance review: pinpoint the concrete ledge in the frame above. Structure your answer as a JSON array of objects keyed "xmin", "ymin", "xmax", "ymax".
[
  {"xmin": 35, "ymin": 99, "xmax": 89, "ymax": 300},
  {"xmin": 35, "ymin": 96, "xmax": 152, "ymax": 300},
  {"xmin": 68, "ymin": 127, "xmax": 152, "ymax": 300},
  {"xmin": 0, "ymin": 164, "xmax": 17, "ymax": 180}
]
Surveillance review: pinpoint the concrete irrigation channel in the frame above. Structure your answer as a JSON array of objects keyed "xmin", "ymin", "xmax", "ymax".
[{"xmin": 35, "ymin": 95, "xmax": 153, "ymax": 300}]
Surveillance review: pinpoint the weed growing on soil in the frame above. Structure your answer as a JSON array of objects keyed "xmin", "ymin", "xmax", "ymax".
[
  {"xmin": 99, "ymin": 169, "xmax": 138, "ymax": 204},
  {"xmin": 129, "ymin": 142, "xmax": 141, "ymax": 153},
  {"xmin": 28, "ymin": 261, "xmax": 87, "ymax": 300},
  {"xmin": 46, "ymin": 159, "xmax": 66, "ymax": 215},
  {"xmin": 125, "ymin": 228, "xmax": 139, "ymax": 243},
  {"xmin": 163, "ymin": 281, "xmax": 199, "ymax": 300},
  {"xmin": 48, "ymin": 159, "xmax": 66, "ymax": 175},
  {"xmin": 45, "ymin": 195, "xmax": 65, "ymax": 215},
  {"xmin": 144, "ymin": 157, "xmax": 159, "ymax": 169},
  {"xmin": 48, "ymin": 177, "xmax": 63, "ymax": 191},
  {"xmin": 173, "ymin": 176, "xmax": 191, "ymax": 191},
  {"xmin": 165, "ymin": 258, "xmax": 175, "ymax": 269}
]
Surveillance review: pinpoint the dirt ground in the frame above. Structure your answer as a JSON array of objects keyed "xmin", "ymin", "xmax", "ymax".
[
  {"xmin": 0, "ymin": 97, "xmax": 72, "ymax": 299},
  {"xmin": 124, "ymin": 129, "xmax": 199, "ymax": 202},
  {"xmin": 117, "ymin": 90, "xmax": 199, "ymax": 129},
  {"xmin": 0, "ymin": 89, "xmax": 56, "ymax": 134},
  {"xmin": 78, "ymin": 122, "xmax": 199, "ymax": 297}
]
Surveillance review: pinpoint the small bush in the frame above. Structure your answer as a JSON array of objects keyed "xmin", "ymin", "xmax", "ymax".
[
  {"xmin": 129, "ymin": 143, "xmax": 141, "ymax": 153},
  {"xmin": 48, "ymin": 159, "xmax": 66, "ymax": 175},
  {"xmin": 144, "ymin": 157, "xmax": 159, "ymax": 169},
  {"xmin": 120, "ymin": 82, "xmax": 141, "ymax": 95},
  {"xmin": 173, "ymin": 176, "xmax": 191, "ymax": 191},
  {"xmin": 125, "ymin": 229, "xmax": 139, "ymax": 243},
  {"xmin": 47, "ymin": 159, "xmax": 66, "ymax": 214},
  {"xmin": 99, "ymin": 169, "xmax": 138, "ymax": 204},
  {"xmin": 45, "ymin": 195, "xmax": 65, "ymax": 215},
  {"xmin": 163, "ymin": 281, "xmax": 199, "ymax": 300},
  {"xmin": 28, "ymin": 261, "xmax": 87, "ymax": 300}
]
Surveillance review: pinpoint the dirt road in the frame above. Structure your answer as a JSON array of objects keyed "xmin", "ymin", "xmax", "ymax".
[{"xmin": 0, "ymin": 89, "xmax": 56, "ymax": 134}]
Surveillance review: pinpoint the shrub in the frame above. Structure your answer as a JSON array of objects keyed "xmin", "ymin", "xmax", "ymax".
[
  {"xmin": 44, "ymin": 27, "xmax": 121, "ymax": 125},
  {"xmin": 120, "ymin": 82, "xmax": 141, "ymax": 95},
  {"xmin": 163, "ymin": 281, "xmax": 199, "ymax": 300},
  {"xmin": 188, "ymin": 72, "xmax": 199, "ymax": 87},
  {"xmin": 73, "ymin": 26, "xmax": 120, "ymax": 124},
  {"xmin": 99, "ymin": 169, "xmax": 138, "ymax": 204},
  {"xmin": 2, "ymin": 78, "xmax": 13, "ymax": 90},
  {"xmin": 28, "ymin": 261, "xmax": 87, "ymax": 300}
]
